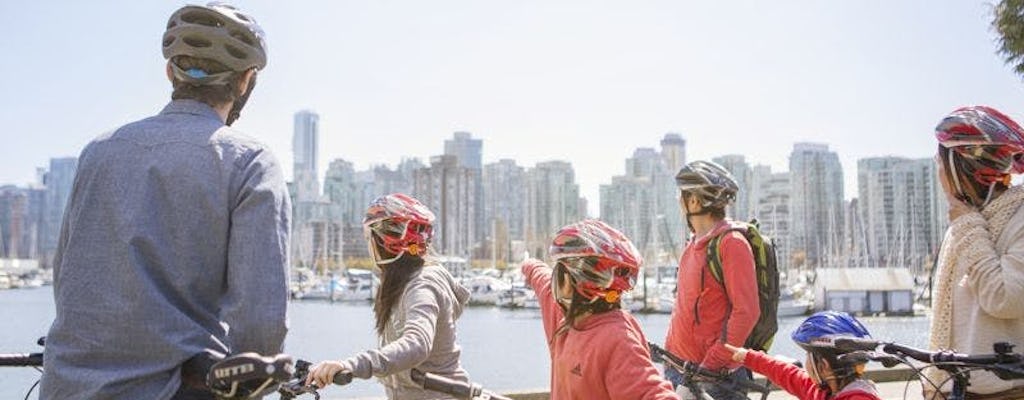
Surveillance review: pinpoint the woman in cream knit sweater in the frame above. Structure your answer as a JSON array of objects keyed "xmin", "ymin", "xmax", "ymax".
[{"xmin": 928, "ymin": 106, "xmax": 1024, "ymax": 399}]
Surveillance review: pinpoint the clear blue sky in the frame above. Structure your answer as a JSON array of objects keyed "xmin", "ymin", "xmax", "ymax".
[{"xmin": 3, "ymin": 1, "xmax": 1024, "ymax": 214}]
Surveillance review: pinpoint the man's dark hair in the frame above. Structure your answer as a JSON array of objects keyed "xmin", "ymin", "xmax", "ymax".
[{"xmin": 170, "ymin": 56, "xmax": 243, "ymax": 107}]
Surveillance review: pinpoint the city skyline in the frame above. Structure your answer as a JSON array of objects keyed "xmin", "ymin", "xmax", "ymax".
[
  {"xmin": 3, "ymin": 132, "xmax": 948, "ymax": 271},
  {"xmin": 3, "ymin": 1, "xmax": 1024, "ymax": 217},
  {"xmin": 276, "ymin": 128, "xmax": 949, "ymax": 267}
]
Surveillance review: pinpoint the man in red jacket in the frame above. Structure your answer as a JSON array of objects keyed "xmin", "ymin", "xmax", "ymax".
[{"xmin": 664, "ymin": 160, "xmax": 760, "ymax": 400}]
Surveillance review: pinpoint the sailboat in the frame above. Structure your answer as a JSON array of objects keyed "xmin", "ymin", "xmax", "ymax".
[{"xmin": 330, "ymin": 269, "xmax": 375, "ymax": 302}]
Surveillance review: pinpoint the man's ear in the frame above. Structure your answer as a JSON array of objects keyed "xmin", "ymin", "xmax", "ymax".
[
  {"xmin": 166, "ymin": 62, "xmax": 174, "ymax": 83},
  {"xmin": 236, "ymin": 69, "xmax": 256, "ymax": 97}
]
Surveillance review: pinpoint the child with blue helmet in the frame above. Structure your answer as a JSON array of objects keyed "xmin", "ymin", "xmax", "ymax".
[{"xmin": 724, "ymin": 311, "xmax": 881, "ymax": 400}]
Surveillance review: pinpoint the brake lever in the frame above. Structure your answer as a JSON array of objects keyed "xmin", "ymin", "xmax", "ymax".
[
  {"xmin": 278, "ymin": 359, "xmax": 321, "ymax": 400},
  {"xmin": 991, "ymin": 364, "xmax": 1024, "ymax": 381},
  {"xmin": 278, "ymin": 379, "xmax": 320, "ymax": 400}
]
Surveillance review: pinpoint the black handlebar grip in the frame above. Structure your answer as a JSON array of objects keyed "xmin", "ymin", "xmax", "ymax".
[
  {"xmin": 881, "ymin": 343, "xmax": 942, "ymax": 363},
  {"xmin": 0, "ymin": 353, "xmax": 43, "ymax": 367},
  {"xmin": 411, "ymin": 368, "xmax": 475, "ymax": 398},
  {"xmin": 333, "ymin": 371, "xmax": 353, "ymax": 386},
  {"xmin": 833, "ymin": 337, "xmax": 882, "ymax": 352}
]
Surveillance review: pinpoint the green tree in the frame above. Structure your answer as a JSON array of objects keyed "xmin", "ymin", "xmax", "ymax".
[{"xmin": 994, "ymin": 0, "xmax": 1024, "ymax": 76}]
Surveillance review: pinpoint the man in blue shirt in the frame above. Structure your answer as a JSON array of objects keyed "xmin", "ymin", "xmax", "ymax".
[{"xmin": 41, "ymin": 3, "xmax": 290, "ymax": 399}]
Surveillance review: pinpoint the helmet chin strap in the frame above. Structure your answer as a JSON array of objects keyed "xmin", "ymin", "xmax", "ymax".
[
  {"xmin": 225, "ymin": 73, "xmax": 257, "ymax": 126},
  {"xmin": 682, "ymin": 193, "xmax": 710, "ymax": 233},
  {"xmin": 982, "ymin": 181, "xmax": 998, "ymax": 208},
  {"xmin": 808, "ymin": 356, "xmax": 837, "ymax": 393},
  {"xmin": 368, "ymin": 233, "xmax": 405, "ymax": 266},
  {"xmin": 947, "ymin": 152, "xmax": 967, "ymax": 201}
]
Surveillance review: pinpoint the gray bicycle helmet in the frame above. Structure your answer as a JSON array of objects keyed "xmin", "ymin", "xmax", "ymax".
[
  {"xmin": 162, "ymin": 2, "xmax": 267, "ymax": 86},
  {"xmin": 675, "ymin": 160, "xmax": 738, "ymax": 209}
]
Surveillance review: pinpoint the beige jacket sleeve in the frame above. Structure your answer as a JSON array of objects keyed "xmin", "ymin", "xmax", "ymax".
[{"xmin": 958, "ymin": 211, "xmax": 1024, "ymax": 319}]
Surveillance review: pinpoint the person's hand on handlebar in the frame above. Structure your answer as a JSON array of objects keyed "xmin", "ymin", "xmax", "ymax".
[{"xmin": 306, "ymin": 360, "xmax": 349, "ymax": 388}]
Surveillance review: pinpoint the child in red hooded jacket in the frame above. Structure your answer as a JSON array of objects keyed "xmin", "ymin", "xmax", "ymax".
[{"xmin": 724, "ymin": 311, "xmax": 881, "ymax": 400}]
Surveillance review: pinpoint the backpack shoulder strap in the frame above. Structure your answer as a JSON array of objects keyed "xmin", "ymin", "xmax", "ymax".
[{"xmin": 705, "ymin": 224, "xmax": 749, "ymax": 285}]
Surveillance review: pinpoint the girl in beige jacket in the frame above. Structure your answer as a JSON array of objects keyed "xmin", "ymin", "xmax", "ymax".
[{"xmin": 928, "ymin": 106, "xmax": 1024, "ymax": 399}]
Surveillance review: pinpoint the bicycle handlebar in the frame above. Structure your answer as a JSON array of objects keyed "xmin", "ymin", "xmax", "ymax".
[
  {"xmin": 883, "ymin": 342, "xmax": 1024, "ymax": 380},
  {"xmin": 409, "ymin": 368, "xmax": 513, "ymax": 400},
  {"xmin": 835, "ymin": 338, "xmax": 1024, "ymax": 381},
  {"xmin": 648, "ymin": 342, "xmax": 726, "ymax": 381},
  {"xmin": 885, "ymin": 343, "xmax": 1015, "ymax": 365},
  {"xmin": 835, "ymin": 338, "xmax": 1022, "ymax": 366},
  {"xmin": 1, "ymin": 337, "xmax": 45, "ymax": 367},
  {"xmin": 647, "ymin": 342, "xmax": 771, "ymax": 397},
  {"xmin": 0, "ymin": 353, "xmax": 43, "ymax": 367}
]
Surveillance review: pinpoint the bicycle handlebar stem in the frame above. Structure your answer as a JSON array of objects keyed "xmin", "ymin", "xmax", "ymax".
[{"xmin": 0, "ymin": 353, "xmax": 43, "ymax": 367}]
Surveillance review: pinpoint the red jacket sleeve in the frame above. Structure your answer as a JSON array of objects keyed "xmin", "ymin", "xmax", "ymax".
[
  {"xmin": 603, "ymin": 319, "xmax": 679, "ymax": 400},
  {"xmin": 522, "ymin": 259, "xmax": 563, "ymax": 341},
  {"xmin": 744, "ymin": 351, "xmax": 826, "ymax": 400},
  {"xmin": 702, "ymin": 231, "xmax": 760, "ymax": 369}
]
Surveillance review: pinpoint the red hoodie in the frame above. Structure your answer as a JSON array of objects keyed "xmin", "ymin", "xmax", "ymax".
[
  {"xmin": 743, "ymin": 351, "xmax": 881, "ymax": 400},
  {"xmin": 665, "ymin": 219, "xmax": 760, "ymax": 370},
  {"xmin": 522, "ymin": 260, "xmax": 678, "ymax": 400}
]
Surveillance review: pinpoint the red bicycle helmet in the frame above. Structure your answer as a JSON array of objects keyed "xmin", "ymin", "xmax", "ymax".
[
  {"xmin": 363, "ymin": 193, "xmax": 435, "ymax": 265},
  {"xmin": 549, "ymin": 219, "xmax": 642, "ymax": 304},
  {"xmin": 936, "ymin": 106, "xmax": 1024, "ymax": 205}
]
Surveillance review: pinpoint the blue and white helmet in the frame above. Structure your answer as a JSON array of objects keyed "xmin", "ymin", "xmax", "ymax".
[{"xmin": 791, "ymin": 311, "xmax": 871, "ymax": 352}]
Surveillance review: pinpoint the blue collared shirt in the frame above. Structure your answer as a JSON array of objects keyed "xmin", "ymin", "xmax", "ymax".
[{"xmin": 41, "ymin": 99, "xmax": 291, "ymax": 400}]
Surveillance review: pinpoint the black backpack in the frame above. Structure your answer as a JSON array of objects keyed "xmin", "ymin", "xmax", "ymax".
[{"xmin": 704, "ymin": 219, "xmax": 781, "ymax": 352}]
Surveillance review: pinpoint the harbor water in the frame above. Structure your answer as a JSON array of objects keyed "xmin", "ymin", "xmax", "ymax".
[{"xmin": 0, "ymin": 287, "xmax": 931, "ymax": 399}]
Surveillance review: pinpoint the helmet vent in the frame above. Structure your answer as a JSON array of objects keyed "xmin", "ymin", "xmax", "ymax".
[
  {"xmin": 230, "ymin": 30, "xmax": 254, "ymax": 46},
  {"xmin": 181, "ymin": 11, "xmax": 225, "ymax": 28},
  {"xmin": 162, "ymin": 36, "xmax": 176, "ymax": 48},
  {"xmin": 225, "ymin": 44, "xmax": 248, "ymax": 60},
  {"xmin": 183, "ymin": 36, "xmax": 213, "ymax": 48}
]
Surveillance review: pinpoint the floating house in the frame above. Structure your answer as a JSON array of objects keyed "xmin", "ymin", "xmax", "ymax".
[{"xmin": 813, "ymin": 267, "xmax": 915, "ymax": 316}]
